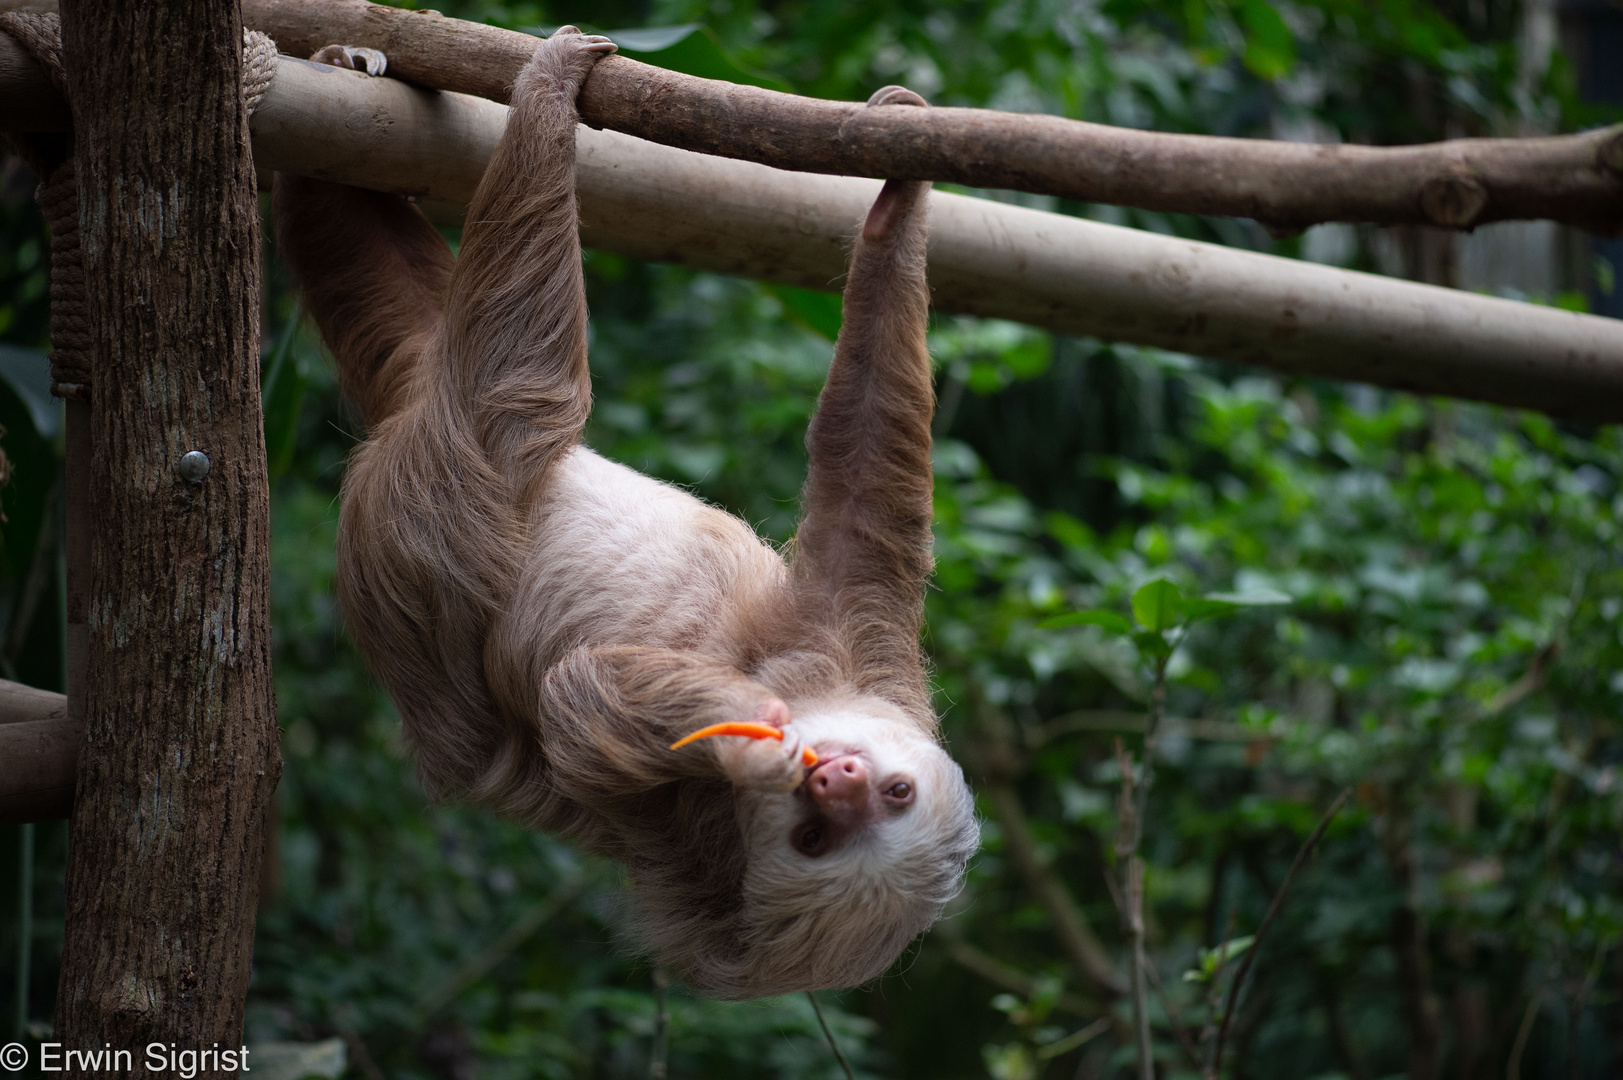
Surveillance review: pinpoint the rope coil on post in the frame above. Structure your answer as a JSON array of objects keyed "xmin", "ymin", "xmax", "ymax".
[
  {"xmin": 243, "ymin": 29, "xmax": 280, "ymax": 116},
  {"xmin": 0, "ymin": 13, "xmax": 281, "ymax": 400}
]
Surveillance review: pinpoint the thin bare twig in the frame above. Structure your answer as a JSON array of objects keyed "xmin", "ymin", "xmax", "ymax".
[
  {"xmin": 1505, "ymin": 993, "xmax": 1540, "ymax": 1080},
  {"xmin": 807, "ymin": 992, "xmax": 856, "ymax": 1080},
  {"xmin": 649, "ymin": 967, "xmax": 669, "ymax": 1080},
  {"xmin": 1115, "ymin": 648, "xmax": 1169, "ymax": 1080},
  {"xmin": 1485, "ymin": 570, "xmax": 1582, "ymax": 718},
  {"xmin": 1207, "ymin": 788, "xmax": 1353, "ymax": 1079},
  {"xmin": 938, "ymin": 936, "xmax": 1098, "ymax": 1017},
  {"xmin": 415, "ymin": 872, "xmax": 587, "ymax": 1022},
  {"xmin": 1036, "ymin": 1016, "xmax": 1113, "ymax": 1061},
  {"xmin": 1143, "ymin": 955, "xmax": 1202, "ymax": 1071},
  {"xmin": 986, "ymin": 780, "xmax": 1125, "ymax": 995}
]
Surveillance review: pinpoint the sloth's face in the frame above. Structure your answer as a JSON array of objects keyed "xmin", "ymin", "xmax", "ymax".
[
  {"xmin": 709, "ymin": 699, "xmax": 979, "ymax": 995},
  {"xmin": 781, "ymin": 716, "xmax": 929, "ymax": 859},
  {"xmin": 787, "ymin": 750, "xmax": 918, "ymax": 858},
  {"xmin": 734, "ymin": 699, "xmax": 974, "ymax": 871}
]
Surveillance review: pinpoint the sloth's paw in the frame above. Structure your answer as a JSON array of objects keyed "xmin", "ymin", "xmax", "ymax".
[
  {"xmin": 308, "ymin": 44, "xmax": 388, "ymax": 76},
  {"xmin": 718, "ymin": 699, "xmax": 808, "ymax": 793},
  {"xmin": 535, "ymin": 25, "xmax": 617, "ymax": 91}
]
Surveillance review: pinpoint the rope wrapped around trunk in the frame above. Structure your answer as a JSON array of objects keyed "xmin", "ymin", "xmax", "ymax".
[{"xmin": 0, "ymin": 12, "xmax": 280, "ymax": 399}]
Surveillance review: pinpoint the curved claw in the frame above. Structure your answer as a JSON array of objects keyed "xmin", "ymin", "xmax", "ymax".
[
  {"xmin": 550, "ymin": 25, "xmax": 619, "ymax": 54},
  {"xmin": 866, "ymin": 84, "xmax": 928, "ymax": 108},
  {"xmin": 309, "ymin": 44, "xmax": 388, "ymax": 77}
]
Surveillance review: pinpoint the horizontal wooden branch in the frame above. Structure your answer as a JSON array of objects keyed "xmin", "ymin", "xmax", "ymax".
[
  {"xmin": 0, "ymin": 678, "xmax": 75, "ymax": 824},
  {"xmin": 240, "ymin": 0, "xmax": 1623, "ymax": 235},
  {"xmin": 3, "ymin": 41, "xmax": 1622, "ymax": 422}
]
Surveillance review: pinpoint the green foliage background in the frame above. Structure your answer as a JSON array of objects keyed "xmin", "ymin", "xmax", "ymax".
[{"xmin": 3, "ymin": 1, "xmax": 1621, "ymax": 1078}]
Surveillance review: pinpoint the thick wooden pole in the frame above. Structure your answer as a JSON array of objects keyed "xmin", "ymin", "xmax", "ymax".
[
  {"xmin": 240, "ymin": 0, "xmax": 1623, "ymax": 235},
  {"xmin": 54, "ymin": 0, "xmax": 280, "ymax": 1065}
]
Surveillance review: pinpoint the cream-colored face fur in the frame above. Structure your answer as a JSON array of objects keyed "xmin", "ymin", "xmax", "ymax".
[
  {"xmin": 721, "ymin": 702, "xmax": 980, "ymax": 995},
  {"xmin": 277, "ymin": 30, "xmax": 971, "ymax": 999},
  {"xmin": 739, "ymin": 701, "xmax": 973, "ymax": 869}
]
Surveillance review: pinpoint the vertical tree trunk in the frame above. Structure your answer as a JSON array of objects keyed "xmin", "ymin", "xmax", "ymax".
[{"xmin": 53, "ymin": 0, "xmax": 280, "ymax": 1068}]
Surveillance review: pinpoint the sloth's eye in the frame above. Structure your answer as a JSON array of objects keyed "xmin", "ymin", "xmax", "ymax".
[
  {"xmin": 885, "ymin": 781, "xmax": 914, "ymax": 804},
  {"xmin": 792, "ymin": 822, "xmax": 828, "ymax": 857}
]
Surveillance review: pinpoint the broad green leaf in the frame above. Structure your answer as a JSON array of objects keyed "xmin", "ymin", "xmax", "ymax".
[
  {"xmin": 1131, "ymin": 578, "xmax": 1184, "ymax": 631},
  {"xmin": 1038, "ymin": 609, "xmax": 1132, "ymax": 635},
  {"xmin": 1182, "ymin": 935, "xmax": 1256, "ymax": 982},
  {"xmin": 1240, "ymin": 0, "xmax": 1295, "ymax": 81},
  {"xmin": 768, "ymin": 284, "xmax": 843, "ymax": 340},
  {"xmin": 1132, "ymin": 628, "xmax": 1174, "ymax": 661},
  {"xmin": 1180, "ymin": 597, "xmax": 1240, "ymax": 624},
  {"xmin": 1191, "ymin": 588, "xmax": 1293, "ymax": 624}
]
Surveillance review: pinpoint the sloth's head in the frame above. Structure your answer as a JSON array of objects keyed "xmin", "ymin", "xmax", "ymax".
[{"xmin": 638, "ymin": 697, "xmax": 979, "ymax": 999}]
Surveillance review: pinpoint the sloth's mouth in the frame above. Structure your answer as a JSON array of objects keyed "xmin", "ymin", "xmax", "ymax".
[{"xmin": 804, "ymin": 749, "xmax": 864, "ymax": 787}]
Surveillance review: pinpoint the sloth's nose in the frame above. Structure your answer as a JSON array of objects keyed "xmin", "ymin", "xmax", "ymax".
[{"xmin": 808, "ymin": 756, "xmax": 870, "ymax": 819}]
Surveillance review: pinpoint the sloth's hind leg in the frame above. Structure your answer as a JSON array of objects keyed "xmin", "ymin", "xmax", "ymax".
[{"xmin": 438, "ymin": 28, "xmax": 617, "ymax": 499}]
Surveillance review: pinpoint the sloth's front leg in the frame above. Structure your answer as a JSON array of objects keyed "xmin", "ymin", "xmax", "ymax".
[
  {"xmin": 537, "ymin": 646, "xmax": 810, "ymax": 806},
  {"xmin": 709, "ymin": 699, "xmax": 811, "ymax": 794}
]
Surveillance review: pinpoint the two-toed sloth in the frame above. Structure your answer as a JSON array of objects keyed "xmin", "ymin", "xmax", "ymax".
[{"xmin": 274, "ymin": 29, "xmax": 978, "ymax": 998}]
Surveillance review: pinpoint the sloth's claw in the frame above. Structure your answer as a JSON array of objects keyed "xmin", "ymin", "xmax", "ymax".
[
  {"xmin": 532, "ymin": 26, "xmax": 617, "ymax": 93},
  {"xmin": 866, "ymin": 84, "xmax": 928, "ymax": 108},
  {"xmin": 309, "ymin": 44, "xmax": 388, "ymax": 76}
]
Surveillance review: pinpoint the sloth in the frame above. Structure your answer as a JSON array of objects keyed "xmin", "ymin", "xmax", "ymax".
[{"xmin": 273, "ymin": 28, "xmax": 978, "ymax": 998}]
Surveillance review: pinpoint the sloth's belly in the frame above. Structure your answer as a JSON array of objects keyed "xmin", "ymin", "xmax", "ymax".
[{"xmin": 515, "ymin": 447, "xmax": 786, "ymax": 653}]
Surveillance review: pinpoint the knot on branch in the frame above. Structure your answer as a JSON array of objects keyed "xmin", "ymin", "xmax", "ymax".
[{"xmin": 1418, "ymin": 172, "xmax": 1489, "ymax": 230}]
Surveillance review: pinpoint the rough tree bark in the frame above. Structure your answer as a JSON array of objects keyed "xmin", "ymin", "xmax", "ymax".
[{"xmin": 53, "ymin": 0, "xmax": 280, "ymax": 1066}]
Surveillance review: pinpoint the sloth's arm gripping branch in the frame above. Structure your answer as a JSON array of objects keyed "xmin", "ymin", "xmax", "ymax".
[
  {"xmin": 439, "ymin": 29, "xmax": 614, "ymax": 493},
  {"xmin": 795, "ymin": 89, "xmax": 936, "ymax": 688}
]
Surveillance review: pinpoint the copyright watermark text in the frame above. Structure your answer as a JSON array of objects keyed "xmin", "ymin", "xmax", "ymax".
[{"xmin": 1, "ymin": 1042, "xmax": 250, "ymax": 1075}]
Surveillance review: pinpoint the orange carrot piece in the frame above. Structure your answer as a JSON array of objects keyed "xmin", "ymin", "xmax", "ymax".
[
  {"xmin": 667, "ymin": 722, "xmax": 820, "ymax": 768},
  {"xmin": 668, "ymin": 721, "xmax": 785, "ymax": 751}
]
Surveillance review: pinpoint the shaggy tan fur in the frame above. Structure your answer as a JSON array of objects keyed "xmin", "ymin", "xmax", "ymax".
[{"xmin": 274, "ymin": 31, "xmax": 978, "ymax": 998}]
